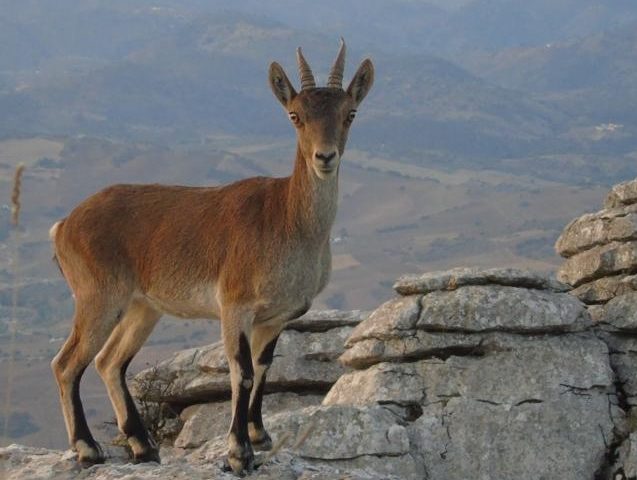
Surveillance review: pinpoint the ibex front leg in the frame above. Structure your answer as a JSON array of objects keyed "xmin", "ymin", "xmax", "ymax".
[
  {"xmin": 247, "ymin": 323, "xmax": 282, "ymax": 451},
  {"xmin": 222, "ymin": 309, "xmax": 255, "ymax": 475}
]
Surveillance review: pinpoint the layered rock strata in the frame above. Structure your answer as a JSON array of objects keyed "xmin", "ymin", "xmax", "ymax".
[
  {"xmin": 332, "ymin": 267, "xmax": 624, "ymax": 479},
  {"xmin": 556, "ymin": 177, "xmax": 637, "ymax": 302}
]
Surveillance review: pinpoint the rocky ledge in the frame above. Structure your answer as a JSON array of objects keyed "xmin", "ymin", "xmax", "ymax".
[
  {"xmin": 3, "ymin": 179, "xmax": 637, "ymax": 480},
  {"xmin": 2, "ymin": 267, "xmax": 636, "ymax": 479},
  {"xmin": 557, "ymin": 177, "xmax": 637, "ymax": 303}
]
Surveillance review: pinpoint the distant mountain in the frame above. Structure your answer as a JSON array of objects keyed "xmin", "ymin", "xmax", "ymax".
[
  {"xmin": 465, "ymin": 22, "xmax": 637, "ymax": 124},
  {"xmin": 0, "ymin": 1, "xmax": 636, "ymax": 185},
  {"xmin": 362, "ymin": 53, "xmax": 567, "ymax": 161},
  {"xmin": 0, "ymin": 12, "xmax": 568, "ymax": 159},
  {"xmin": 425, "ymin": 0, "xmax": 637, "ymax": 57}
]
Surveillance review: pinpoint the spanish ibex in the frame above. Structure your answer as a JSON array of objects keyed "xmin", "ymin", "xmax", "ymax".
[{"xmin": 50, "ymin": 40, "xmax": 373, "ymax": 475}]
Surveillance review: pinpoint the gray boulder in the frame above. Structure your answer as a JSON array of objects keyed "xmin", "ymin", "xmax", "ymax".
[
  {"xmin": 285, "ymin": 309, "xmax": 369, "ymax": 332},
  {"xmin": 393, "ymin": 267, "xmax": 569, "ymax": 295},
  {"xmin": 330, "ymin": 334, "xmax": 620, "ymax": 480},
  {"xmin": 571, "ymin": 274, "xmax": 637, "ymax": 304},
  {"xmin": 600, "ymin": 291, "xmax": 637, "ymax": 332},
  {"xmin": 555, "ymin": 205, "xmax": 637, "ymax": 258},
  {"xmin": 262, "ymin": 405, "xmax": 423, "ymax": 479},
  {"xmin": 323, "ymin": 362, "xmax": 427, "ymax": 408},
  {"xmin": 557, "ymin": 241, "xmax": 637, "ymax": 287},
  {"xmin": 335, "ymin": 335, "xmax": 612, "ymax": 408},
  {"xmin": 341, "ymin": 280, "xmax": 591, "ymax": 369},
  {"xmin": 413, "ymin": 397, "xmax": 612, "ymax": 480},
  {"xmin": 605, "ymin": 177, "xmax": 637, "ymax": 209},
  {"xmin": 416, "ymin": 285, "xmax": 589, "ymax": 333},
  {"xmin": 264, "ymin": 405, "xmax": 411, "ymax": 460}
]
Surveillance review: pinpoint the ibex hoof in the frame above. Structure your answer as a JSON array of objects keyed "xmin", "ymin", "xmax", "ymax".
[
  {"xmin": 250, "ymin": 432, "xmax": 272, "ymax": 452},
  {"xmin": 133, "ymin": 448, "xmax": 161, "ymax": 464},
  {"xmin": 75, "ymin": 440, "xmax": 105, "ymax": 468},
  {"xmin": 225, "ymin": 443, "xmax": 255, "ymax": 476}
]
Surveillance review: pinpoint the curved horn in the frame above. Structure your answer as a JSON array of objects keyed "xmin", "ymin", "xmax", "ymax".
[
  {"xmin": 296, "ymin": 47, "xmax": 316, "ymax": 90},
  {"xmin": 327, "ymin": 38, "xmax": 346, "ymax": 88}
]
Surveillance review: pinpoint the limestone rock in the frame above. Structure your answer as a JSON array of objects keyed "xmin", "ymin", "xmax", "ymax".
[
  {"xmin": 323, "ymin": 362, "xmax": 427, "ymax": 407},
  {"xmin": 571, "ymin": 274, "xmax": 637, "ymax": 304},
  {"xmin": 269, "ymin": 327, "xmax": 352, "ymax": 387},
  {"xmin": 605, "ymin": 177, "xmax": 637, "ymax": 209},
  {"xmin": 339, "ymin": 335, "xmax": 611, "ymax": 407},
  {"xmin": 407, "ymin": 334, "xmax": 617, "ymax": 480},
  {"xmin": 0, "ymin": 443, "xmax": 233, "ymax": 480},
  {"xmin": 600, "ymin": 333, "xmax": 637, "ymax": 406},
  {"xmin": 258, "ymin": 405, "xmax": 423, "ymax": 478},
  {"xmin": 134, "ymin": 311, "xmax": 359, "ymax": 404},
  {"xmin": 394, "ymin": 267, "xmax": 569, "ymax": 295},
  {"xmin": 615, "ymin": 433, "xmax": 637, "ymax": 479},
  {"xmin": 179, "ymin": 405, "xmax": 423, "ymax": 479},
  {"xmin": 342, "ymin": 284, "xmax": 590, "ymax": 369},
  {"xmin": 555, "ymin": 205, "xmax": 637, "ymax": 257},
  {"xmin": 0, "ymin": 443, "xmax": 392, "ymax": 480},
  {"xmin": 557, "ymin": 241, "xmax": 637, "ymax": 287},
  {"xmin": 340, "ymin": 329, "xmax": 496, "ymax": 369},
  {"xmin": 286, "ymin": 309, "xmax": 369, "ymax": 332},
  {"xmin": 264, "ymin": 405, "xmax": 411, "ymax": 460},
  {"xmin": 345, "ymin": 296, "xmax": 421, "ymax": 344},
  {"xmin": 349, "ymin": 287, "xmax": 587, "ymax": 342},
  {"xmin": 412, "ymin": 397, "xmax": 612, "ymax": 480},
  {"xmin": 333, "ymin": 333, "xmax": 618, "ymax": 480},
  {"xmin": 175, "ymin": 393, "xmax": 323, "ymax": 449},
  {"xmin": 601, "ymin": 292, "xmax": 637, "ymax": 332},
  {"xmin": 416, "ymin": 285, "xmax": 589, "ymax": 333}
]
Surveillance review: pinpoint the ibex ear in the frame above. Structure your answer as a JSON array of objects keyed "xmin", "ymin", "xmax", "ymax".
[
  {"xmin": 269, "ymin": 62, "xmax": 297, "ymax": 107},
  {"xmin": 347, "ymin": 59, "xmax": 374, "ymax": 106}
]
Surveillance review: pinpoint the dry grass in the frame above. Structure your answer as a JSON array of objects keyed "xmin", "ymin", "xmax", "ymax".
[
  {"xmin": 11, "ymin": 164, "xmax": 24, "ymax": 226},
  {"xmin": 2, "ymin": 165, "xmax": 25, "ymax": 443}
]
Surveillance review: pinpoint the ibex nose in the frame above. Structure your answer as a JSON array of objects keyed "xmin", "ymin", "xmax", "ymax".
[{"xmin": 315, "ymin": 151, "xmax": 337, "ymax": 164}]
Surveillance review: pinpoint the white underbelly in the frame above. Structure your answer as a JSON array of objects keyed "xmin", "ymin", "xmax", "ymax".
[{"xmin": 139, "ymin": 283, "xmax": 221, "ymax": 319}]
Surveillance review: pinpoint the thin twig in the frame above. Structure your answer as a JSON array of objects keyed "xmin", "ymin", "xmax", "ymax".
[
  {"xmin": 2, "ymin": 164, "xmax": 25, "ymax": 443},
  {"xmin": 11, "ymin": 164, "xmax": 24, "ymax": 226}
]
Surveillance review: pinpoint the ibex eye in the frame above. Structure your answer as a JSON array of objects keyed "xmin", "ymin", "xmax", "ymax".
[
  {"xmin": 289, "ymin": 112, "xmax": 300, "ymax": 124},
  {"xmin": 348, "ymin": 110, "xmax": 357, "ymax": 122}
]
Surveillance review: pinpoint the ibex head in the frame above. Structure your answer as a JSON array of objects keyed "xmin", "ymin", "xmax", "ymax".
[{"xmin": 268, "ymin": 39, "xmax": 374, "ymax": 179}]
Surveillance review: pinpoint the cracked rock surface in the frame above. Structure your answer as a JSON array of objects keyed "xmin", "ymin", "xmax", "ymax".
[{"xmin": 339, "ymin": 267, "xmax": 629, "ymax": 479}]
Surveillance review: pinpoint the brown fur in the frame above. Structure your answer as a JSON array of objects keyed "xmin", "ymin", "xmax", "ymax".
[{"xmin": 50, "ymin": 43, "xmax": 374, "ymax": 474}]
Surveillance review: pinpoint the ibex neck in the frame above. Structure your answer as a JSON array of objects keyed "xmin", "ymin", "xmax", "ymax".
[{"xmin": 287, "ymin": 146, "xmax": 338, "ymax": 239}]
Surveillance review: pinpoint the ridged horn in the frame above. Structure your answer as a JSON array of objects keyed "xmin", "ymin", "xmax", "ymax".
[
  {"xmin": 327, "ymin": 38, "xmax": 346, "ymax": 88},
  {"xmin": 296, "ymin": 47, "xmax": 316, "ymax": 90}
]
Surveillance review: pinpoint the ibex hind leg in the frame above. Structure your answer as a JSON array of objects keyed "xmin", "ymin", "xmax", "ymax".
[
  {"xmin": 95, "ymin": 299, "xmax": 161, "ymax": 463},
  {"xmin": 51, "ymin": 296, "xmax": 126, "ymax": 466}
]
